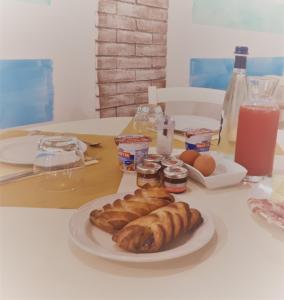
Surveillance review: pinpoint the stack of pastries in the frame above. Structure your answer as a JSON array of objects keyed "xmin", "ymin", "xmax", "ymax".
[{"xmin": 89, "ymin": 186, "xmax": 203, "ymax": 253}]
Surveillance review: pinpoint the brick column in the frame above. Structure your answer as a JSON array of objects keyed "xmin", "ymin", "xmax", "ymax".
[{"xmin": 96, "ymin": 0, "xmax": 169, "ymax": 118}]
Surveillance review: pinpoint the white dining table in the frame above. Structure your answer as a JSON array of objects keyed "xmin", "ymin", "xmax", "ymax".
[{"xmin": 1, "ymin": 117, "xmax": 284, "ymax": 300}]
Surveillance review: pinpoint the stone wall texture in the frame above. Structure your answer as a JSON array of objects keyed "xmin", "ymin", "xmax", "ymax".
[{"xmin": 96, "ymin": 0, "xmax": 169, "ymax": 118}]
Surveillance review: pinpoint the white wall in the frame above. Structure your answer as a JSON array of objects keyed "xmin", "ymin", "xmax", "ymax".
[
  {"xmin": 0, "ymin": 0, "xmax": 98, "ymax": 123},
  {"xmin": 166, "ymin": 0, "xmax": 284, "ymax": 87}
]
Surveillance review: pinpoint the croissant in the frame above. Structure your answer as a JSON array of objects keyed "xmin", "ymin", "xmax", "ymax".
[
  {"xmin": 112, "ymin": 202, "xmax": 203, "ymax": 253},
  {"xmin": 89, "ymin": 186, "xmax": 175, "ymax": 233},
  {"xmin": 188, "ymin": 208, "xmax": 203, "ymax": 233}
]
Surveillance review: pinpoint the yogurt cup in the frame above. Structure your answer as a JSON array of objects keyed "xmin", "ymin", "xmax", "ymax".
[
  {"xmin": 115, "ymin": 135, "xmax": 151, "ymax": 172},
  {"xmin": 185, "ymin": 128, "xmax": 216, "ymax": 152}
]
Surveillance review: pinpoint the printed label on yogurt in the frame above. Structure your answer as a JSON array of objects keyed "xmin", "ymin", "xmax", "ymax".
[
  {"xmin": 117, "ymin": 141, "xmax": 149, "ymax": 172},
  {"xmin": 185, "ymin": 133, "xmax": 212, "ymax": 152}
]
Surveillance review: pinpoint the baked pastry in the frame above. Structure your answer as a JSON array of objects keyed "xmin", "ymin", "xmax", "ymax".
[
  {"xmin": 112, "ymin": 202, "xmax": 203, "ymax": 253},
  {"xmin": 133, "ymin": 186, "xmax": 175, "ymax": 200},
  {"xmin": 188, "ymin": 208, "xmax": 203, "ymax": 233},
  {"xmin": 89, "ymin": 186, "xmax": 175, "ymax": 233}
]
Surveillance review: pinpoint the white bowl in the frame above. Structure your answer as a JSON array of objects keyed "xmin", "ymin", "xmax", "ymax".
[{"xmin": 182, "ymin": 152, "xmax": 247, "ymax": 189}]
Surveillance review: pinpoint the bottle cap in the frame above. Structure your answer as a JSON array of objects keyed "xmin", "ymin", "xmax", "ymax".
[{"xmin": 234, "ymin": 46, "xmax": 248, "ymax": 55}]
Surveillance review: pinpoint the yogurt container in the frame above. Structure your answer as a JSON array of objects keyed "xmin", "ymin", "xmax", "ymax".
[
  {"xmin": 185, "ymin": 128, "xmax": 216, "ymax": 152},
  {"xmin": 114, "ymin": 135, "xmax": 151, "ymax": 172}
]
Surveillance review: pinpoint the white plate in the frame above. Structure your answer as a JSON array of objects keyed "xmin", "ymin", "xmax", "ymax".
[
  {"xmin": 183, "ymin": 152, "xmax": 247, "ymax": 189},
  {"xmin": 68, "ymin": 193, "xmax": 215, "ymax": 263},
  {"xmin": 173, "ymin": 115, "xmax": 219, "ymax": 132},
  {"xmin": 248, "ymin": 178, "xmax": 284, "ymax": 230},
  {"xmin": 0, "ymin": 135, "xmax": 87, "ymax": 165}
]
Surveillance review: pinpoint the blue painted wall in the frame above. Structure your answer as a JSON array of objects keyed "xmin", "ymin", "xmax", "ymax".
[
  {"xmin": 0, "ymin": 59, "xmax": 54, "ymax": 129},
  {"xmin": 192, "ymin": 0, "xmax": 284, "ymax": 34},
  {"xmin": 190, "ymin": 57, "xmax": 284, "ymax": 90}
]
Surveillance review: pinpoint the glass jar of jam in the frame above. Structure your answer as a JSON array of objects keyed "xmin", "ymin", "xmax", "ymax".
[
  {"xmin": 136, "ymin": 162, "xmax": 161, "ymax": 188},
  {"xmin": 163, "ymin": 166, "xmax": 188, "ymax": 194},
  {"xmin": 161, "ymin": 156, "xmax": 184, "ymax": 182}
]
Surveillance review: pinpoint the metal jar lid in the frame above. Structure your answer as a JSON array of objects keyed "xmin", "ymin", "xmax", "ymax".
[
  {"xmin": 144, "ymin": 154, "xmax": 164, "ymax": 164},
  {"xmin": 163, "ymin": 166, "xmax": 188, "ymax": 179},
  {"xmin": 114, "ymin": 135, "xmax": 151, "ymax": 145},
  {"xmin": 137, "ymin": 162, "xmax": 161, "ymax": 174},
  {"xmin": 161, "ymin": 156, "xmax": 183, "ymax": 168}
]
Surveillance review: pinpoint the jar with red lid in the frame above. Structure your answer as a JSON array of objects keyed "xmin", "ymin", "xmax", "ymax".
[{"xmin": 163, "ymin": 166, "xmax": 188, "ymax": 194}]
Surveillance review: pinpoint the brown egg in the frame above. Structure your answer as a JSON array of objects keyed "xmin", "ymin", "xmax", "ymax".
[
  {"xmin": 193, "ymin": 154, "xmax": 216, "ymax": 176},
  {"xmin": 179, "ymin": 150, "xmax": 200, "ymax": 166}
]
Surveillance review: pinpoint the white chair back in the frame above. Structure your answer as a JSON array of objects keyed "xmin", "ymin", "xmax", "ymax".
[{"xmin": 148, "ymin": 86, "xmax": 225, "ymax": 120}]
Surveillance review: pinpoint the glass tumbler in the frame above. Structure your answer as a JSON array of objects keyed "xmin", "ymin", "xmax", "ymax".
[
  {"xmin": 33, "ymin": 136, "xmax": 85, "ymax": 191},
  {"xmin": 235, "ymin": 76, "xmax": 280, "ymax": 182}
]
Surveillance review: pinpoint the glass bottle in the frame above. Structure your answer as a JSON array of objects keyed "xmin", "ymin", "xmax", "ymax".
[
  {"xmin": 235, "ymin": 76, "xmax": 280, "ymax": 182},
  {"xmin": 219, "ymin": 46, "xmax": 249, "ymax": 145},
  {"xmin": 133, "ymin": 104, "xmax": 164, "ymax": 134},
  {"xmin": 156, "ymin": 115, "xmax": 175, "ymax": 156}
]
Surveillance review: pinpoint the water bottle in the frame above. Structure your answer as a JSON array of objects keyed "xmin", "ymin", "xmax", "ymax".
[{"xmin": 219, "ymin": 46, "xmax": 249, "ymax": 144}]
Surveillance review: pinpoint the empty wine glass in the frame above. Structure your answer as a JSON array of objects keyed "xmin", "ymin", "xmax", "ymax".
[
  {"xmin": 33, "ymin": 136, "xmax": 85, "ymax": 191},
  {"xmin": 133, "ymin": 104, "xmax": 164, "ymax": 134}
]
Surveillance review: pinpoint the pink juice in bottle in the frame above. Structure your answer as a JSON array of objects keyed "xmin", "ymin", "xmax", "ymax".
[{"xmin": 235, "ymin": 105, "xmax": 279, "ymax": 177}]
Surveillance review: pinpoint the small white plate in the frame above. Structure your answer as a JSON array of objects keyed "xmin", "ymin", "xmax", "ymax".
[
  {"xmin": 0, "ymin": 135, "xmax": 87, "ymax": 165},
  {"xmin": 183, "ymin": 152, "xmax": 247, "ymax": 189},
  {"xmin": 68, "ymin": 194, "xmax": 215, "ymax": 263}
]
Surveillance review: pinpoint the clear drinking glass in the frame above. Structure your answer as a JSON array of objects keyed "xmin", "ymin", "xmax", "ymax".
[
  {"xmin": 133, "ymin": 104, "xmax": 164, "ymax": 134},
  {"xmin": 33, "ymin": 136, "xmax": 85, "ymax": 191},
  {"xmin": 235, "ymin": 76, "xmax": 280, "ymax": 182}
]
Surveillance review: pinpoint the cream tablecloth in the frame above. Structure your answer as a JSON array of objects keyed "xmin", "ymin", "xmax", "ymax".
[{"xmin": 1, "ymin": 117, "xmax": 284, "ymax": 300}]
